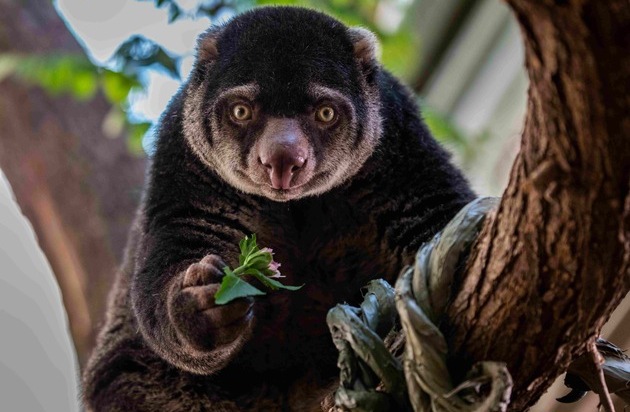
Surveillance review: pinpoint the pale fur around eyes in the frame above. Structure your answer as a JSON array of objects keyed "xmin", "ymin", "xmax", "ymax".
[
  {"xmin": 183, "ymin": 78, "xmax": 382, "ymax": 201},
  {"xmin": 183, "ymin": 82, "xmax": 261, "ymax": 194},
  {"xmin": 306, "ymin": 83, "xmax": 382, "ymax": 197}
]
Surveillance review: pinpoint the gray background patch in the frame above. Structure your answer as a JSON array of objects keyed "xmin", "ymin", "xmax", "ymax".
[{"xmin": 0, "ymin": 170, "xmax": 80, "ymax": 411}]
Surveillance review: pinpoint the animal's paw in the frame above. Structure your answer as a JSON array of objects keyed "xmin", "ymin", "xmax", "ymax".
[
  {"xmin": 182, "ymin": 254, "xmax": 226, "ymax": 287},
  {"xmin": 169, "ymin": 254, "xmax": 254, "ymax": 351}
]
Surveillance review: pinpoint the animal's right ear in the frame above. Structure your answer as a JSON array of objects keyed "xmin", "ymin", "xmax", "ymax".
[
  {"xmin": 196, "ymin": 27, "xmax": 222, "ymax": 65},
  {"xmin": 347, "ymin": 27, "xmax": 380, "ymax": 75}
]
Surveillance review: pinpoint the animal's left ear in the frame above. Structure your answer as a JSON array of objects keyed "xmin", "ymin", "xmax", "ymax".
[
  {"xmin": 190, "ymin": 27, "xmax": 223, "ymax": 84},
  {"xmin": 196, "ymin": 27, "xmax": 222, "ymax": 65},
  {"xmin": 347, "ymin": 27, "xmax": 380, "ymax": 73}
]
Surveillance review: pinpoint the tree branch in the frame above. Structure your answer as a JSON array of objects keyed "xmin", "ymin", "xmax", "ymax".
[{"xmin": 444, "ymin": 1, "xmax": 630, "ymax": 410}]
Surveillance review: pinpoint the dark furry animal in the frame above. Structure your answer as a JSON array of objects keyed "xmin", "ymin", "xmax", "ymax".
[{"xmin": 83, "ymin": 7, "xmax": 474, "ymax": 411}]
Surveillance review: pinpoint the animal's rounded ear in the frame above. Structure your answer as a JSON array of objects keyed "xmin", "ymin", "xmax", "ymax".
[
  {"xmin": 347, "ymin": 27, "xmax": 380, "ymax": 69},
  {"xmin": 196, "ymin": 27, "xmax": 222, "ymax": 64}
]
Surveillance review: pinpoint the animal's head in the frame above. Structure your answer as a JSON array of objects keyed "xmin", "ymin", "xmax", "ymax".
[{"xmin": 183, "ymin": 7, "xmax": 382, "ymax": 201}]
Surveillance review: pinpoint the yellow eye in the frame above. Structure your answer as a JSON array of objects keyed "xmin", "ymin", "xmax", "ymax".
[
  {"xmin": 231, "ymin": 104, "xmax": 252, "ymax": 121},
  {"xmin": 316, "ymin": 106, "xmax": 335, "ymax": 123}
]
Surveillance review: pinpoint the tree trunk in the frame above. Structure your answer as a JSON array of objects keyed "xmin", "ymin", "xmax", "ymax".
[
  {"xmin": 0, "ymin": 0, "xmax": 145, "ymax": 366},
  {"xmin": 445, "ymin": 1, "xmax": 630, "ymax": 410}
]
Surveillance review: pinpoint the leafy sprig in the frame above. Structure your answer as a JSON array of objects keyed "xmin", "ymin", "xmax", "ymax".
[{"xmin": 214, "ymin": 234, "xmax": 303, "ymax": 305}]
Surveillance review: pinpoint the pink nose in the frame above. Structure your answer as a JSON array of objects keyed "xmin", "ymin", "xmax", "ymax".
[{"xmin": 260, "ymin": 149, "xmax": 306, "ymax": 190}]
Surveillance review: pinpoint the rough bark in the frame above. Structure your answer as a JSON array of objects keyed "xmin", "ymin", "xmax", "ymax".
[
  {"xmin": 445, "ymin": 1, "xmax": 630, "ymax": 410},
  {"xmin": 0, "ymin": 0, "xmax": 145, "ymax": 366}
]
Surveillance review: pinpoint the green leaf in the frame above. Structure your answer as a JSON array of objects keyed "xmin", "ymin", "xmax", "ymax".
[
  {"xmin": 238, "ymin": 234, "xmax": 259, "ymax": 264},
  {"xmin": 214, "ymin": 271, "xmax": 265, "ymax": 305},
  {"xmin": 127, "ymin": 121, "xmax": 152, "ymax": 156},
  {"xmin": 244, "ymin": 252, "xmax": 272, "ymax": 270},
  {"xmin": 264, "ymin": 277, "xmax": 303, "ymax": 291},
  {"xmin": 215, "ymin": 234, "xmax": 303, "ymax": 304},
  {"xmin": 246, "ymin": 269, "xmax": 304, "ymax": 291},
  {"xmin": 245, "ymin": 268, "xmax": 278, "ymax": 290}
]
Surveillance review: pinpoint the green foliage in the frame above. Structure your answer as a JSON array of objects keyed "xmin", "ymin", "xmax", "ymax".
[
  {"xmin": 0, "ymin": 53, "xmax": 143, "ymax": 107},
  {"xmin": 0, "ymin": 52, "xmax": 148, "ymax": 153},
  {"xmin": 102, "ymin": 70, "xmax": 141, "ymax": 104},
  {"xmin": 0, "ymin": 54, "xmax": 99, "ymax": 100},
  {"xmin": 214, "ymin": 234, "xmax": 303, "ymax": 305},
  {"xmin": 214, "ymin": 269, "xmax": 266, "ymax": 305},
  {"xmin": 127, "ymin": 121, "xmax": 153, "ymax": 155},
  {"xmin": 112, "ymin": 35, "xmax": 179, "ymax": 79},
  {"xmin": 379, "ymin": 29, "xmax": 419, "ymax": 80},
  {"xmin": 421, "ymin": 104, "xmax": 467, "ymax": 147}
]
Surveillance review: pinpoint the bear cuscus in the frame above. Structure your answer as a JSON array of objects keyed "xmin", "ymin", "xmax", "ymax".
[{"xmin": 82, "ymin": 7, "xmax": 474, "ymax": 412}]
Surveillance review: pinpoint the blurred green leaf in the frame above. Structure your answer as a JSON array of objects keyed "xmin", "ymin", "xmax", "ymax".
[
  {"xmin": 421, "ymin": 104, "xmax": 466, "ymax": 147},
  {"xmin": 127, "ymin": 121, "xmax": 152, "ymax": 155},
  {"xmin": 101, "ymin": 70, "xmax": 140, "ymax": 105},
  {"xmin": 168, "ymin": 3, "xmax": 182, "ymax": 22},
  {"xmin": 0, "ymin": 53, "xmax": 100, "ymax": 100},
  {"xmin": 113, "ymin": 35, "xmax": 180, "ymax": 79},
  {"xmin": 71, "ymin": 71, "xmax": 98, "ymax": 100},
  {"xmin": 380, "ymin": 30, "xmax": 419, "ymax": 79}
]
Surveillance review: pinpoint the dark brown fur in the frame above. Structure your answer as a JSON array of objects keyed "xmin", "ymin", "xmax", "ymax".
[{"xmin": 82, "ymin": 7, "xmax": 474, "ymax": 411}]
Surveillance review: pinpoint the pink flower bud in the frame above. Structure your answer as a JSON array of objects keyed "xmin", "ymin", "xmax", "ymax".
[{"xmin": 268, "ymin": 260, "xmax": 283, "ymax": 278}]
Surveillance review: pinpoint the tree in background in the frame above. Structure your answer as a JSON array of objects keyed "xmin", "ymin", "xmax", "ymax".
[{"xmin": 0, "ymin": 0, "xmax": 145, "ymax": 366}]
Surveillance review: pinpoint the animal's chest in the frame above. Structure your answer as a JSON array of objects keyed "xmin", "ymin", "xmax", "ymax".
[{"xmin": 252, "ymin": 205, "xmax": 399, "ymax": 339}]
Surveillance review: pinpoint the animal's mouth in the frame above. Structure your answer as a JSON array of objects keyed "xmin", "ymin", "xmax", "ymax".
[
  {"xmin": 266, "ymin": 181, "xmax": 307, "ymax": 191},
  {"xmin": 262, "ymin": 185, "xmax": 307, "ymax": 201},
  {"xmin": 235, "ymin": 169, "xmax": 311, "ymax": 200},
  {"xmin": 234, "ymin": 169, "xmax": 337, "ymax": 201}
]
